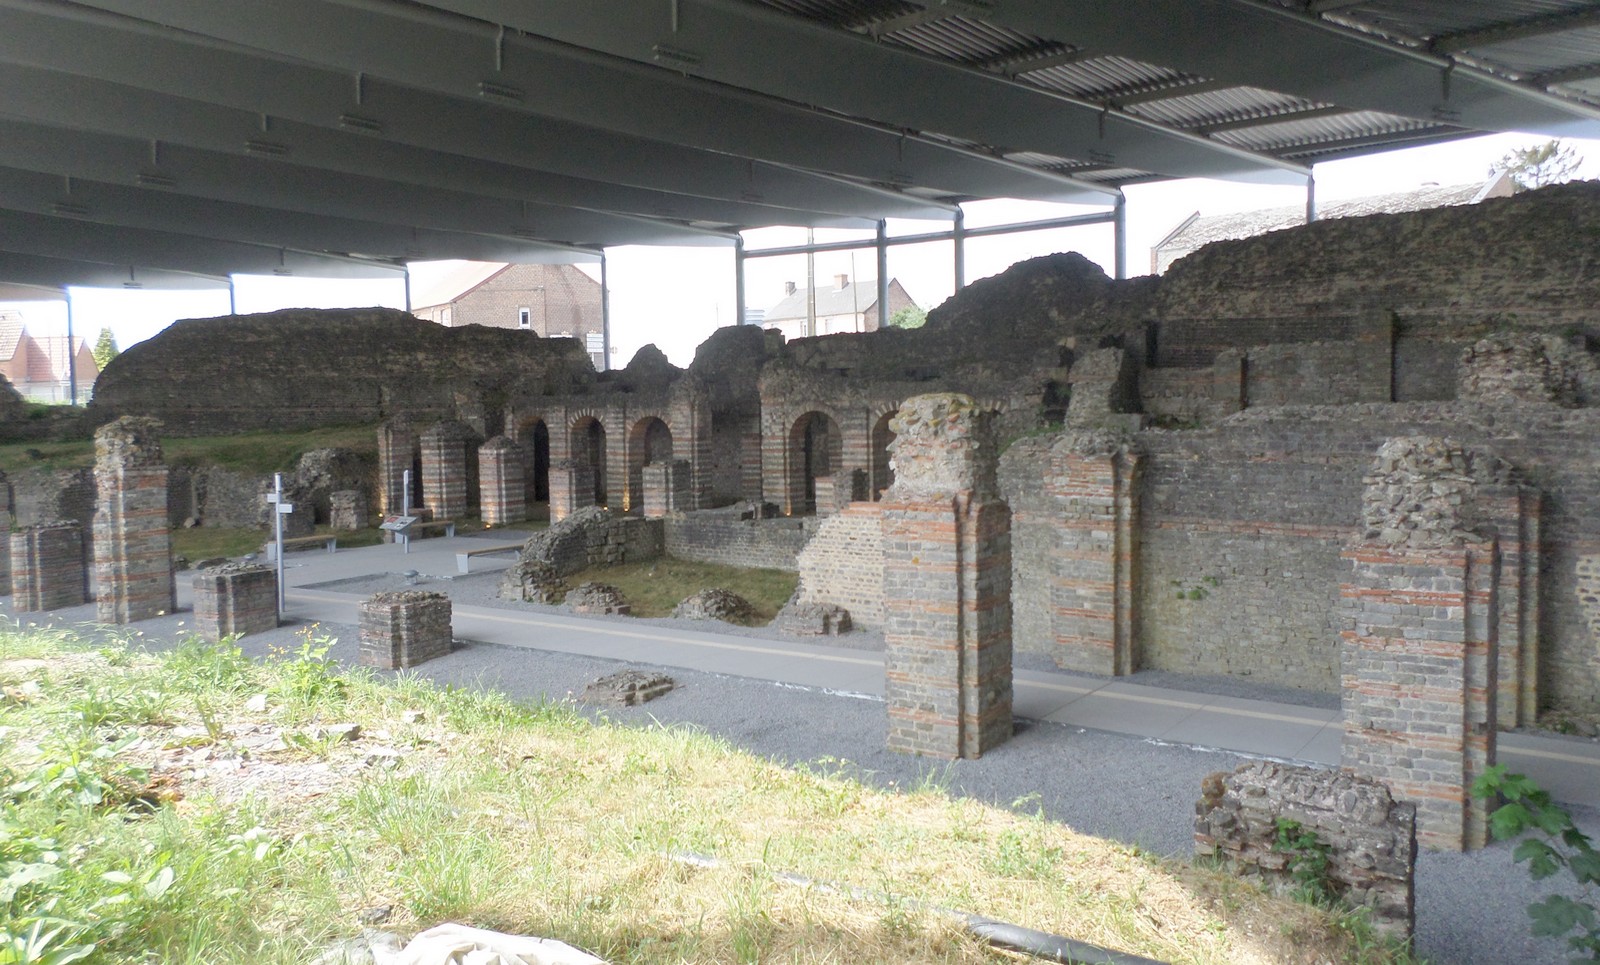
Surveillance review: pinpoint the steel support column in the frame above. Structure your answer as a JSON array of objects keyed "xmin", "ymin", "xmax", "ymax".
[
  {"xmin": 953, "ymin": 207, "xmax": 966, "ymax": 290},
  {"xmin": 1113, "ymin": 194, "xmax": 1127, "ymax": 280},
  {"xmin": 62, "ymin": 285, "xmax": 76, "ymax": 406},
  {"xmin": 734, "ymin": 234, "xmax": 746, "ymax": 325},
  {"xmin": 876, "ymin": 219, "xmax": 889, "ymax": 330},
  {"xmin": 1306, "ymin": 171, "xmax": 1318, "ymax": 223},
  {"xmin": 600, "ymin": 251, "xmax": 611, "ymax": 371},
  {"xmin": 403, "ymin": 264, "xmax": 412, "ymax": 312}
]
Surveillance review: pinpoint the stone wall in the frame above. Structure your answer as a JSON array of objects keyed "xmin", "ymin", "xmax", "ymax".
[
  {"xmin": 794, "ymin": 503, "xmax": 885, "ymax": 627},
  {"xmin": 661, "ymin": 506, "xmax": 814, "ymax": 572},
  {"xmin": 1195, "ymin": 761, "xmax": 1415, "ymax": 939},
  {"xmin": 89, "ymin": 308, "xmax": 597, "ymax": 435},
  {"xmin": 503, "ymin": 506, "xmax": 663, "ymax": 581}
]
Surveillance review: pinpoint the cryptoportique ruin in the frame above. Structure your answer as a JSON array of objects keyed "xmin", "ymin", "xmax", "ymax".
[{"xmin": 9, "ymin": 179, "xmax": 1600, "ymax": 863}]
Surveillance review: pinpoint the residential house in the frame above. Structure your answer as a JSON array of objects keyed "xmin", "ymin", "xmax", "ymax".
[
  {"xmin": 760, "ymin": 274, "xmax": 917, "ymax": 341},
  {"xmin": 412, "ymin": 262, "xmax": 606, "ymax": 369},
  {"xmin": 1150, "ymin": 172, "xmax": 1517, "ymax": 274},
  {"xmin": 0, "ymin": 310, "xmax": 98, "ymax": 404}
]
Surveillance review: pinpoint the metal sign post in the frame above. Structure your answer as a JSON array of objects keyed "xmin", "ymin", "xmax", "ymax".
[
  {"xmin": 265, "ymin": 473, "xmax": 294, "ymax": 617},
  {"xmin": 402, "ymin": 469, "xmax": 412, "ymax": 553}
]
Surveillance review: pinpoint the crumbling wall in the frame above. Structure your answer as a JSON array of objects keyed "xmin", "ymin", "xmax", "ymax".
[
  {"xmin": 794, "ymin": 503, "xmax": 885, "ymax": 627},
  {"xmin": 89, "ymin": 308, "xmax": 597, "ymax": 435},
  {"xmin": 661, "ymin": 505, "xmax": 813, "ymax": 572},
  {"xmin": 1195, "ymin": 762, "xmax": 1415, "ymax": 939},
  {"xmin": 502, "ymin": 506, "xmax": 662, "ymax": 581}
]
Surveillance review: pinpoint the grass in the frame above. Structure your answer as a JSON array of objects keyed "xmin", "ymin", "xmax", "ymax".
[
  {"xmin": 0, "ymin": 423, "xmax": 380, "ymax": 475},
  {"xmin": 568, "ymin": 558, "xmax": 798, "ymax": 622},
  {"xmin": 0, "ymin": 622, "xmax": 1420, "ymax": 965}
]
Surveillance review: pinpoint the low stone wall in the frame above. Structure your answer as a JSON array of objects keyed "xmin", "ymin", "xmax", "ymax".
[
  {"xmin": 509, "ymin": 506, "xmax": 663, "ymax": 580},
  {"xmin": 1195, "ymin": 761, "xmax": 1415, "ymax": 939},
  {"xmin": 359, "ymin": 590, "xmax": 453, "ymax": 669},
  {"xmin": 795, "ymin": 503, "xmax": 885, "ymax": 627},
  {"xmin": 662, "ymin": 506, "xmax": 814, "ymax": 572},
  {"xmin": 192, "ymin": 563, "xmax": 278, "ymax": 641}
]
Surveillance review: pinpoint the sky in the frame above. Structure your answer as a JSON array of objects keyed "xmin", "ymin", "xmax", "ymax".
[{"xmin": 5, "ymin": 131, "xmax": 1599, "ymax": 370}]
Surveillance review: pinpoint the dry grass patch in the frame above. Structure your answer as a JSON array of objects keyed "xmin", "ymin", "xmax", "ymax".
[{"xmin": 0, "ymin": 627, "xmax": 1414, "ymax": 964}]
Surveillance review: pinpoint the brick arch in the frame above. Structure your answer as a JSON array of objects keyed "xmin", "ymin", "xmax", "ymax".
[
  {"xmin": 569, "ymin": 414, "xmax": 608, "ymax": 507},
  {"xmin": 625, "ymin": 414, "xmax": 674, "ymax": 512},
  {"xmin": 786, "ymin": 409, "xmax": 844, "ymax": 516},
  {"xmin": 515, "ymin": 415, "xmax": 552, "ymax": 505}
]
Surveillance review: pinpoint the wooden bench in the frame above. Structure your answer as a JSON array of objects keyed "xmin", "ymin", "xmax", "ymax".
[
  {"xmin": 455, "ymin": 542, "xmax": 526, "ymax": 574},
  {"xmin": 264, "ymin": 534, "xmax": 338, "ymax": 561},
  {"xmin": 410, "ymin": 518, "xmax": 457, "ymax": 539}
]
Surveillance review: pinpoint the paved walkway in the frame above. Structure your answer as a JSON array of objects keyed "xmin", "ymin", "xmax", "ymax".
[{"xmin": 232, "ymin": 533, "xmax": 1600, "ymax": 808}]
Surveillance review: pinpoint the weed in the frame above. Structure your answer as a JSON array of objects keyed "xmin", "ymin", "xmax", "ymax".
[
  {"xmin": 1473, "ymin": 765, "xmax": 1600, "ymax": 962},
  {"xmin": 1273, "ymin": 818, "xmax": 1336, "ymax": 906}
]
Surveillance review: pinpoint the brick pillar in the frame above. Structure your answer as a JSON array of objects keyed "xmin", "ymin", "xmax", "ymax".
[
  {"xmin": 329, "ymin": 490, "xmax": 369, "ymax": 531},
  {"xmin": 1340, "ymin": 437, "xmax": 1500, "ymax": 852},
  {"xmin": 359, "ymin": 590, "xmax": 453, "ymax": 669},
  {"xmin": 880, "ymin": 393, "xmax": 1012, "ymax": 759},
  {"xmin": 548, "ymin": 459, "xmax": 595, "ymax": 523},
  {"xmin": 1047, "ymin": 432, "xmax": 1141, "ymax": 675},
  {"xmin": 192, "ymin": 564, "xmax": 278, "ymax": 641},
  {"xmin": 478, "ymin": 435, "xmax": 526, "ymax": 525},
  {"xmin": 377, "ymin": 417, "xmax": 415, "ymax": 515},
  {"xmin": 641, "ymin": 459, "xmax": 691, "ymax": 518},
  {"xmin": 419, "ymin": 421, "xmax": 471, "ymax": 521},
  {"xmin": 92, "ymin": 417, "xmax": 175, "ymax": 624},
  {"xmin": 0, "ymin": 530, "xmax": 10, "ymax": 597},
  {"xmin": 11, "ymin": 522, "xmax": 86, "ymax": 611}
]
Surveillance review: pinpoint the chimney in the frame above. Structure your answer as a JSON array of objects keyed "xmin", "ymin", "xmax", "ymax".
[
  {"xmin": 784, "ymin": 281, "xmax": 796, "ymax": 295},
  {"xmin": 835, "ymin": 273, "xmax": 850, "ymax": 291}
]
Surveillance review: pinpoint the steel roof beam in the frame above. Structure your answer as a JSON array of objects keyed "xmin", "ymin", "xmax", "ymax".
[
  {"xmin": 0, "ymin": 253, "xmax": 230, "ymax": 292},
  {"xmin": 0, "ymin": 62, "xmax": 876, "ymax": 234},
  {"xmin": 1429, "ymin": 8, "xmax": 1600, "ymax": 55},
  {"xmin": 962, "ymin": 0, "xmax": 1600, "ymax": 133},
  {"xmin": 0, "ymin": 165, "xmax": 595, "ymax": 265},
  {"xmin": 1194, "ymin": 105, "xmax": 1353, "ymax": 136},
  {"xmin": 57, "ymin": 0, "xmax": 1098, "ymax": 205},
  {"xmin": 386, "ymin": 0, "xmax": 1308, "ymax": 182},
  {"xmin": 0, "ymin": 117, "xmax": 718, "ymax": 251},
  {"xmin": 0, "ymin": 1, "xmax": 952, "ymax": 222},
  {"xmin": 1538, "ymin": 62, "xmax": 1600, "ymax": 87},
  {"xmin": 0, "ymin": 209, "xmax": 406, "ymax": 280}
]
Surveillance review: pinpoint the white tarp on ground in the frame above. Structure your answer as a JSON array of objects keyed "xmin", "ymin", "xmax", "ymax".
[{"xmin": 372, "ymin": 924, "xmax": 606, "ymax": 965}]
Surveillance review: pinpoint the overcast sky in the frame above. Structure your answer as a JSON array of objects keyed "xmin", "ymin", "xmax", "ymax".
[{"xmin": 6, "ymin": 131, "xmax": 1599, "ymax": 369}]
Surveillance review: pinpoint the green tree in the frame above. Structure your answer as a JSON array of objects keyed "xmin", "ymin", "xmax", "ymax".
[
  {"xmin": 92, "ymin": 329, "xmax": 119, "ymax": 370},
  {"xmin": 888, "ymin": 305, "xmax": 926, "ymax": 330},
  {"xmin": 1494, "ymin": 139, "xmax": 1584, "ymax": 191}
]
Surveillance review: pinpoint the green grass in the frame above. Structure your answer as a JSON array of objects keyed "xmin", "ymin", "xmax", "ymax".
[
  {"xmin": 0, "ymin": 423, "xmax": 380, "ymax": 475},
  {"xmin": 0, "ymin": 623, "xmax": 1417, "ymax": 965},
  {"xmin": 568, "ymin": 558, "xmax": 797, "ymax": 622}
]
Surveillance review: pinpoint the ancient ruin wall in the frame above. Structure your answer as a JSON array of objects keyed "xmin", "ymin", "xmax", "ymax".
[
  {"xmin": 89, "ymin": 308, "xmax": 597, "ymax": 435},
  {"xmin": 794, "ymin": 503, "xmax": 885, "ymax": 627}
]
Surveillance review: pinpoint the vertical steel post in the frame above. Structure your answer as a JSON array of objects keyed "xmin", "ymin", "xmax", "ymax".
[
  {"xmin": 734, "ymin": 235, "xmax": 746, "ymax": 325},
  {"xmin": 401, "ymin": 468, "xmax": 412, "ymax": 554},
  {"xmin": 63, "ymin": 287, "xmax": 78, "ymax": 406},
  {"xmin": 404, "ymin": 264, "xmax": 413, "ymax": 312},
  {"xmin": 599, "ymin": 252, "xmax": 611, "ymax": 371},
  {"xmin": 953, "ymin": 207, "xmax": 966, "ymax": 290},
  {"xmin": 1306, "ymin": 171, "xmax": 1318, "ymax": 223},
  {"xmin": 1112, "ymin": 194, "xmax": 1127, "ymax": 280},
  {"xmin": 228, "ymin": 278, "xmax": 237, "ymax": 315},
  {"xmin": 272, "ymin": 472, "xmax": 286, "ymax": 616},
  {"xmin": 876, "ymin": 219, "xmax": 889, "ymax": 330}
]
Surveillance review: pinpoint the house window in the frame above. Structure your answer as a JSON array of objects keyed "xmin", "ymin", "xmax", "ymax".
[{"xmin": 518, "ymin": 307, "xmax": 531, "ymax": 329}]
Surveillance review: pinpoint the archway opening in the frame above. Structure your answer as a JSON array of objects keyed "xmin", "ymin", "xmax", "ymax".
[
  {"xmin": 519, "ymin": 418, "xmax": 551, "ymax": 515},
  {"xmin": 627, "ymin": 416, "xmax": 675, "ymax": 511},
  {"xmin": 871, "ymin": 410, "xmax": 897, "ymax": 500},
  {"xmin": 571, "ymin": 416, "xmax": 608, "ymax": 507},
  {"xmin": 788, "ymin": 410, "xmax": 842, "ymax": 515}
]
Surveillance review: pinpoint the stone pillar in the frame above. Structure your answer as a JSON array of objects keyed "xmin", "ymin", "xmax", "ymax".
[
  {"xmin": 329, "ymin": 490, "xmax": 369, "ymax": 531},
  {"xmin": 377, "ymin": 417, "xmax": 415, "ymax": 515},
  {"xmin": 641, "ymin": 459, "xmax": 690, "ymax": 518},
  {"xmin": 419, "ymin": 421, "xmax": 471, "ymax": 521},
  {"xmin": 11, "ymin": 522, "xmax": 86, "ymax": 611},
  {"xmin": 478, "ymin": 435, "xmax": 525, "ymax": 525},
  {"xmin": 548, "ymin": 459, "xmax": 595, "ymax": 523},
  {"xmin": 1047, "ymin": 431, "xmax": 1141, "ymax": 675},
  {"xmin": 192, "ymin": 564, "xmax": 278, "ymax": 641},
  {"xmin": 92, "ymin": 417, "xmax": 176, "ymax": 624},
  {"xmin": 1339, "ymin": 437, "xmax": 1499, "ymax": 852},
  {"xmin": 359, "ymin": 590, "xmax": 453, "ymax": 669},
  {"xmin": 880, "ymin": 393, "xmax": 1012, "ymax": 760},
  {"xmin": 0, "ymin": 531, "xmax": 10, "ymax": 597}
]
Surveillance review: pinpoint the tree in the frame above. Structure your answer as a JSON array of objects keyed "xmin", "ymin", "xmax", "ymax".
[
  {"xmin": 888, "ymin": 305, "xmax": 926, "ymax": 330},
  {"xmin": 1493, "ymin": 139, "xmax": 1584, "ymax": 191},
  {"xmin": 92, "ymin": 329, "xmax": 119, "ymax": 370}
]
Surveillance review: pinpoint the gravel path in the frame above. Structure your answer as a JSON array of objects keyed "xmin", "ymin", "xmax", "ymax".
[{"xmin": 11, "ymin": 583, "xmax": 1594, "ymax": 965}]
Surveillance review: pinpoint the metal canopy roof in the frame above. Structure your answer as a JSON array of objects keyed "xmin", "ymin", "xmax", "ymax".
[{"xmin": 0, "ymin": 0, "xmax": 1596, "ymax": 289}]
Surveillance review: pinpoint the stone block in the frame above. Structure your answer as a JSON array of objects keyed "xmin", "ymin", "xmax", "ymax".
[
  {"xmin": 192, "ymin": 563, "xmax": 278, "ymax": 641},
  {"xmin": 359, "ymin": 591, "xmax": 453, "ymax": 669},
  {"xmin": 330, "ymin": 489, "xmax": 369, "ymax": 530},
  {"xmin": 11, "ymin": 521, "xmax": 86, "ymax": 612}
]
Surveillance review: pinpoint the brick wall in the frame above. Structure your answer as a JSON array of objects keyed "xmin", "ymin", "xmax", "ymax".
[
  {"xmin": 443, "ymin": 264, "xmax": 602, "ymax": 342},
  {"xmin": 795, "ymin": 503, "xmax": 885, "ymax": 626},
  {"xmin": 662, "ymin": 507, "xmax": 814, "ymax": 572}
]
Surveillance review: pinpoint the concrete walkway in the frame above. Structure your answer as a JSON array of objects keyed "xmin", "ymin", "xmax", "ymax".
[{"xmin": 240, "ymin": 533, "xmax": 1600, "ymax": 808}]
